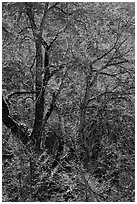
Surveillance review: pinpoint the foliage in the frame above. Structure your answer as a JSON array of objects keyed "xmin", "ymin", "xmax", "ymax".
[{"xmin": 2, "ymin": 2, "xmax": 134, "ymax": 202}]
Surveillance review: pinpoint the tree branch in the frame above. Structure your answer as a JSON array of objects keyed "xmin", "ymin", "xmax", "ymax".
[
  {"xmin": 92, "ymin": 70, "xmax": 118, "ymax": 77},
  {"xmin": 92, "ymin": 36, "xmax": 118, "ymax": 64},
  {"xmin": 47, "ymin": 25, "xmax": 68, "ymax": 51},
  {"xmin": 105, "ymin": 59, "xmax": 129, "ymax": 68},
  {"xmin": 47, "ymin": 2, "xmax": 60, "ymax": 13},
  {"xmin": 2, "ymin": 26, "xmax": 10, "ymax": 34},
  {"xmin": 8, "ymin": 91, "xmax": 36, "ymax": 100},
  {"xmin": 18, "ymin": 26, "xmax": 32, "ymax": 35},
  {"xmin": 92, "ymin": 36, "xmax": 129, "ymax": 65},
  {"xmin": 43, "ymin": 65, "xmax": 70, "ymax": 123},
  {"xmin": 25, "ymin": 3, "xmax": 37, "ymax": 34},
  {"xmin": 39, "ymin": 3, "xmax": 49, "ymax": 35},
  {"xmin": 87, "ymin": 90, "xmax": 133, "ymax": 106}
]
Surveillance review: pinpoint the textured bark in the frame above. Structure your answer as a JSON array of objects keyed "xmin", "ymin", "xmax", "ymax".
[
  {"xmin": 30, "ymin": 39, "xmax": 44, "ymax": 152},
  {"xmin": 25, "ymin": 3, "xmax": 46, "ymax": 153},
  {"xmin": 31, "ymin": 46, "xmax": 56, "ymax": 153}
]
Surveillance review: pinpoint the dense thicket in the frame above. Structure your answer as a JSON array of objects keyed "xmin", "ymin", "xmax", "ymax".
[{"xmin": 2, "ymin": 2, "xmax": 134, "ymax": 201}]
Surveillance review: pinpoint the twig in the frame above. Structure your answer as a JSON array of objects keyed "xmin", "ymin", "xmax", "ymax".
[{"xmin": 8, "ymin": 91, "xmax": 36, "ymax": 100}]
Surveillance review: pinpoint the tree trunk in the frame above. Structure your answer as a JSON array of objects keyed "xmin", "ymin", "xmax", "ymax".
[{"xmin": 30, "ymin": 39, "xmax": 44, "ymax": 153}]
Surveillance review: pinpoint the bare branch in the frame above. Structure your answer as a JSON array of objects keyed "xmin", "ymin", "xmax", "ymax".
[
  {"xmin": 99, "ymin": 57, "xmax": 129, "ymax": 72},
  {"xmin": 92, "ymin": 34, "xmax": 129, "ymax": 65},
  {"xmin": 106, "ymin": 59, "xmax": 129, "ymax": 67},
  {"xmin": 8, "ymin": 91, "xmax": 36, "ymax": 100},
  {"xmin": 47, "ymin": 2, "xmax": 60, "ymax": 12},
  {"xmin": 53, "ymin": 5, "xmax": 68, "ymax": 15},
  {"xmin": 39, "ymin": 3, "xmax": 49, "ymax": 35},
  {"xmin": 25, "ymin": 3, "xmax": 37, "ymax": 34},
  {"xmin": 18, "ymin": 26, "xmax": 32, "ymax": 35},
  {"xmin": 87, "ymin": 90, "xmax": 133, "ymax": 105},
  {"xmin": 43, "ymin": 64, "xmax": 71, "ymax": 123},
  {"xmin": 92, "ymin": 34, "xmax": 119, "ymax": 64},
  {"xmin": 39, "ymin": 2, "xmax": 61, "ymax": 35},
  {"xmin": 47, "ymin": 25, "xmax": 68, "ymax": 51},
  {"xmin": 2, "ymin": 26, "xmax": 10, "ymax": 34},
  {"xmin": 93, "ymin": 70, "xmax": 118, "ymax": 77},
  {"xmin": 29, "ymin": 57, "xmax": 36, "ymax": 80}
]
